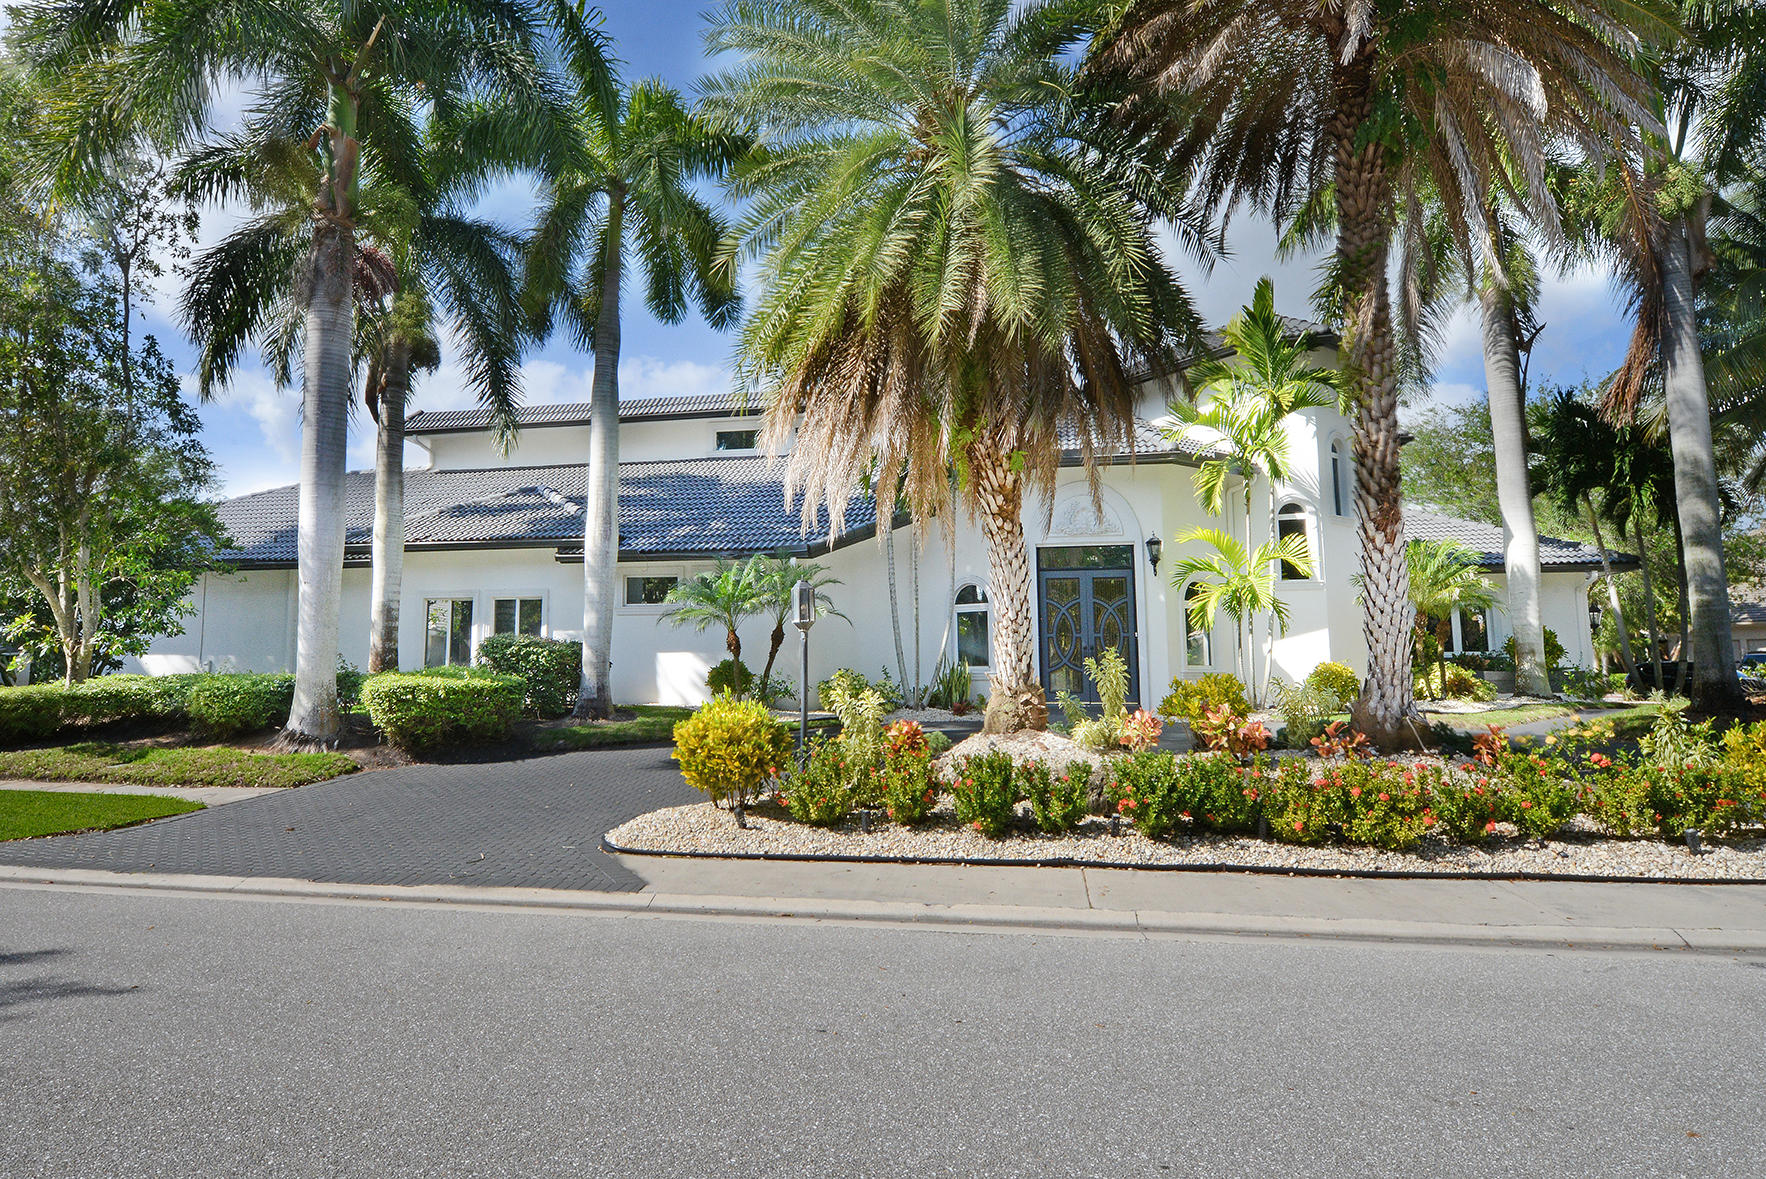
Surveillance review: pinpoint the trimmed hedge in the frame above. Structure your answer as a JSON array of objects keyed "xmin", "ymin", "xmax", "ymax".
[
  {"xmin": 186, "ymin": 674, "xmax": 296, "ymax": 738},
  {"xmin": 0, "ymin": 675, "xmax": 199, "ymax": 746},
  {"xmin": 360, "ymin": 669, "xmax": 524, "ymax": 752},
  {"xmin": 475, "ymin": 633, "xmax": 580, "ymax": 718}
]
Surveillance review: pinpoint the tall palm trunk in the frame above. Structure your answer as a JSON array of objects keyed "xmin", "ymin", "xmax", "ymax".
[
  {"xmin": 1670, "ymin": 499, "xmax": 1690, "ymax": 695},
  {"xmin": 1479, "ymin": 284, "xmax": 1549, "ymax": 696},
  {"xmin": 1333, "ymin": 53, "xmax": 1418, "ymax": 749},
  {"xmin": 1635, "ymin": 516, "xmax": 1664, "ymax": 691},
  {"xmin": 575, "ymin": 188, "xmax": 624, "ymax": 720},
  {"xmin": 283, "ymin": 221, "xmax": 354, "ymax": 744},
  {"xmin": 971, "ymin": 442, "xmax": 1045, "ymax": 733},
  {"xmin": 1584, "ymin": 496, "xmax": 1637, "ymax": 683},
  {"xmin": 368, "ymin": 345, "xmax": 409, "ymax": 673},
  {"xmin": 1658, "ymin": 210, "xmax": 1744, "ymax": 712},
  {"xmin": 886, "ymin": 522, "xmax": 908, "ymax": 693}
]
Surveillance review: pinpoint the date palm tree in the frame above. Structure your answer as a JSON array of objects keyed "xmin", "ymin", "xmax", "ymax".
[
  {"xmin": 705, "ymin": 0, "xmax": 1207, "ymax": 733},
  {"xmin": 1167, "ymin": 276, "xmax": 1337, "ymax": 701},
  {"xmin": 525, "ymin": 77, "xmax": 743, "ymax": 720},
  {"xmin": 16, "ymin": 0, "xmax": 590, "ymax": 743},
  {"xmin": 1090, "ymin": 0, "xmax": 1669, "ymax": 745}
]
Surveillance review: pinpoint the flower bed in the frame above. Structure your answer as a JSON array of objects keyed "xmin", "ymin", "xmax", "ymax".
[{"xmin": 632, "ymin": 708, "xmax": 1766, "ymax": 881}]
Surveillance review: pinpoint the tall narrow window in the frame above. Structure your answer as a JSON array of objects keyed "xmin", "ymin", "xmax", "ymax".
[
  {"xmin": 425, "ymin": 598, "xmax": 474, "ymax": 667},
  {"xmin": 955, "ymin": 584, "xmax": 990, "ymax": 667},
  {"xmin": 1458, "ymin": 608, "xmax": 1489, "ymax": 653},
  {"xmin": 1329, "ymin": 440, "xmax": 1346, "ymax": 517},
  {"xmin": 1184, "ymin": 582, "xmax": 1211, "ymax": 667},
  {"xmin": 1277, "ymin": 504, "xmax": 1311, "ymax": 580},
  {"xmin": 493, "ymin": 597, "xmax": 543, "ymax": 636}
]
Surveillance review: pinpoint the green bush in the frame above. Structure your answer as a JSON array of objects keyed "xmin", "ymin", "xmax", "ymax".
[
  {"xmin": 1304, "ymin": 661, "xmax": 1360, "ymax": 707},
  {"xmin": 949, "ymin": 750, "xmax": 1019, "ymax": 837},
  {"xmin": 671, "ymin": 691, "xmax": 790, "ymax": 806},
  {"xmin": 186, "ymin": 674, "xmax": 295, "ymax": 738},
  {"xmin": 707, "ymin": 657, "xmax": 755, "ymax": 699},
  {"xmin": 1111, "ymin": 750, "xmax": 1185, "ymax": 837},
  {"xmin": 476, "ymin": 633, "xmax": 582, "ymax": 718},
  {"xmin": 1022, "ymin": 759, "xmax": 1091, "ymax": 834},
  {"xmin": 59, "ymin": 674, "xmax": 198, "ymax": 728},
  {"xmin": 1441, "ymin": 666, "xmax": 1496, "ymax": 701},
  {"xmin": 1158, "ymin": 672, "xmax": 1248, "ymax": 726},
  {"xmin": 1504, "ymin": 627, "xmax": 1566, "ymax": 669},
  {"xmin": 361, "ymin": 669, "xmax": 523, "ymax": 753},
  {"xmin": 816, "ymin": 667, "xmax": 903, "ymax": 712},
  {"xmin": 879, "ymin": 747, "xmax": 939, "ymax": 826},
  {"xmin": 1274, "ymin": 682, "xmax": 1338, "ymax": 749},
  {"xmin": 335, "ymin": 657, "xmax": 367, "ymax": 711},
  {"xmin": 0, "ymin": 686, "xmax": 66, "ymax": 745},
  {"xmin": 782, "ymin": 738, "xmax": 854, "ymax": 825}
]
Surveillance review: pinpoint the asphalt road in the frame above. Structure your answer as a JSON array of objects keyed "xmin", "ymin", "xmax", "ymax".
[{"xmin": 4, "ymin": 886, "xmax": 1762, "ymax": 1178}]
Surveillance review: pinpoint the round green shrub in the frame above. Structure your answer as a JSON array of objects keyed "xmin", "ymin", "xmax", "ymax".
[
  {"xmin": 1304, "ymin": 661, "xmax": 1360, "ymax": 707},
  {"xmin": 0, "ymin": 685, "xmax": 67, "ymax": 746},
  {"xmin": 475, "ymin": 633, "xmax": 582, "ymax": 718},
  {"xmin": 361, "ymin": 670, "xmax": 523, "ymax": 752},
  {"xmin": 1158, "ymin": 672, "xmax": 1249, "ymax": 726},
  {"xmin": 673, "ymin": 692, "xmax": 790, "ymax": 806},
  {"xmin": 707, "ymin": 658, "xmax": 755, "ymax": 698},
  {"xmin": 186, "ymin": 674, "xmax": 296, "ymax": 737}
]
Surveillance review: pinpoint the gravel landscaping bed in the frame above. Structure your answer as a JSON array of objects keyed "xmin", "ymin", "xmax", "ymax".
[{"xmin": 607, "ymin": 800, "xmax": 1766, "ymax": 882}]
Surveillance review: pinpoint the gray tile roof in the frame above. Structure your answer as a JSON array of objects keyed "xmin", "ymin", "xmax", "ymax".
[
  {"xmin": 1732, "ymin": 598, "xmax": 1766, "ymax": 626},
  {"xmin": 406, "ymin": 392, "xmax": 759, "ymax": 434},
  {"xmin": 1403, "ymin": 507, "xmax": 1632, "ymax": 570},
  {"xmin": 213, "ymin": 456, "xmax": 878, "ymax": 566}
]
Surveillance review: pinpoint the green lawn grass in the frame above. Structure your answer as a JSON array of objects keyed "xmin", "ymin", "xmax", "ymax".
[
  {"xmin": 0, "ymin": 787, "xmax": 203, "ymax": 841},
  {"xmin": 1424, "ymin": 700, "xmax": 1664, "ymax": 733},
  {"xmin": 536, "ymin": 705, "xmax": 842, "ymax": 750},
  {"xmin": 0, "ymin": 743, "xmax": 359, "ymax": 789}
]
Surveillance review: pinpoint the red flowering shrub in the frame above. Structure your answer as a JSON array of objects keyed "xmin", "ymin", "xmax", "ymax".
[
  {"xmin": 1022, "ymin": 759, "xmax": 1091, "ymax": 833},
  {"xmin": 879, "ymin": 746, "xmax": 939, "ymax": 826},
  {"xmin": 949, "ymin": 751, "xmax": 1020, "ymax": 838}
]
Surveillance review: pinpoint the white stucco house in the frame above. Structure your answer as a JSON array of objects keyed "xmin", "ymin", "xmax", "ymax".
[{"xmin": 134, "ymin": 322, "xmax": 1619, "ymax": 706}]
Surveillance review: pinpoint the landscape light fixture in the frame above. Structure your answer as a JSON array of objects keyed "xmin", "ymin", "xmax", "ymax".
[{"xmin": 1145, "ymin": 533, "xmax": 1163, "ymax": 575}]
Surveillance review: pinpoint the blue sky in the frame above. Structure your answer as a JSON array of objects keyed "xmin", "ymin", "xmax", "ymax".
[{"xmin": 116, "ymin": 1, "xmax": 1638, "ymax": 496}]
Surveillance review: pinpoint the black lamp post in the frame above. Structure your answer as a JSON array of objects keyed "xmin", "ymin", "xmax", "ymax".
[
  {"xmin": 1145, "ymin": 533, "xmax": 1163, "ymax": 576},
  {"xmin": 794, "ymin": 578, "xmax": 816, "ymax": 761}
]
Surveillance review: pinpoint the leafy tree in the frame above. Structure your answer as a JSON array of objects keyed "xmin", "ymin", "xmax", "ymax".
[
  {"xmin": 525, "ymin": 75, "xmax": 743, "ymax": 720},
  {"xmin": 0, "ymin": 256, "xmax": 226, "ymax": 681},
  {"xmin": 1167, "ymin": 276, "xmax": 1336, "ymax": 701},
  {"xmin": 706, "ymin": 0, "xmax": 1206, "ymax": 733},
  {"xmin": 1091, "ymin": 0, "xmax": 1668, "ymax": 745},
  {"xmin": 17, "ymin": 0, "xmax": 589, "ymax": 742}
]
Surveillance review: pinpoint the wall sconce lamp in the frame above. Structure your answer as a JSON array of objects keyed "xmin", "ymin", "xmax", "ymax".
[{"xmin": 1145, "ymin": 533, "xmax": 1163, "ymax": 575}]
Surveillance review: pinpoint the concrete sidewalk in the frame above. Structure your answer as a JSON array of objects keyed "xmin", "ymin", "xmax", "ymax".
[
  {"xmin": 0, "ymin": 778, "xmax": 283, "ymax": 806},
  {"xmin": 4, "ymin": 855, "xmax": 1763, "ymax": 954}
]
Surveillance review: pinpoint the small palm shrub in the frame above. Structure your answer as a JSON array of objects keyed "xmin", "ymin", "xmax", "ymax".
[
  {"xmin": 1158, "ymin": 672, "xmax": 1248, "ymax": 726},
  {"xmin": 707, "ymin": 657, "xmax": 755, "ymax": 699},
  {"xmin": 672, "ymin": 692, "xmax": 790, "ymax": 807},
  {"xmin": 1304, "ymin": 661, "xmax": 1360, "ymax": 707},
  {"xmin": 362, "ymin": 670, "xmax": 524, "ymax": 753},
  {"xmin": 476, "ymin": 634, "xmax": 581, "ymax": 717},
  {"xmin": 186, "ymin": 674, "xmax": 296, "ymax": 737},
  {"xmin": 949, "ymin": 750, "xmax": 1020, "ymax": 837},
  {"xmin": 1022, "ymin": 759, "xmax": 1091, "ymax": 833},
  {"xmin": 782, "ymin": 738, "xmax": 854, "ymax": 825},
  {"xmin": 1274, "ymin": 682, "xmax": 1337, "ymax": 749}
]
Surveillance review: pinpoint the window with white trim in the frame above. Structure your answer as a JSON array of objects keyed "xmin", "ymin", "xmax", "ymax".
[
  {"xmin": 625, "ymin": 575, "xmax": 678, "ymax": 605},
  {"xmin": 424, "ymin": 598, "xmax": 474, "ymax": 667},
  {"xmin": 1183, "ymin": 582, "xmax": 1212, "ymax": 667},
  {"xmin": 715, "ymin": 428, "xmax": 758, "ymax": 452},
  {"xmin": 1277, "ymin": 503, "xmax": 1312, "ymax": 580},
  {"xmin": 955, "ymin": 583, "xmax": 990, "ymax": 668},
  {"xmin": 1329, "ymin": 440, "xmax": 1347, "ymax": 517},
  {"xmin": 493, "ymin": 597, "xmax": 543, "ymax": 636}
]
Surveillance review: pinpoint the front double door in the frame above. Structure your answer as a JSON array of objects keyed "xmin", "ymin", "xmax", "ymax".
[{"xmin": 1038, "ymin": 546, "xmax": 1140, "ymax": 707}]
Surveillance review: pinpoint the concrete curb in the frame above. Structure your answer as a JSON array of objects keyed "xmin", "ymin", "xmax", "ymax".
[{"xmin": 3, "ymin": 864, "xmax": 1763, "ymax": 953}]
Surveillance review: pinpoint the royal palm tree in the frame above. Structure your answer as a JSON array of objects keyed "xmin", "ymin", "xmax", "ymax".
[
  {"xmin": 1090, "ymin": 0, "xmax": 1669, "ymax": 745},
  {"xmin": 17, "ymin": 0, "xmax": 592, "ymax": 743},
  {"xmin": 1569, "ymin": 0, "xmax": 1764, "ymax": 712},
  {"xmin": 705, "ymin": 0, "xmax": 1206, "ymax": 733},
  {"xmin": 1167, "ymin": 277, "xmax": 1337, "ymax": 701},
  {"xmin": 1402, "ymin": 539, "xmax": 1501, "ymax": 699},
  {"xmin": 525, "ymin": 77, "xmax": 743, "ymax": 720},
  {"xmin": 1170, "ymin": 528, "xmax": 1312, "ymax": 690},
  {"xmin": 658, "ymin": 559, "xmax": 769, "ymax": 688}
]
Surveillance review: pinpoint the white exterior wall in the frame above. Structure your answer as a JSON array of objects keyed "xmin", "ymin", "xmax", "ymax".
[{"xmin": 416, "ymin": 414, "xmax": 780, "ymax": 471}]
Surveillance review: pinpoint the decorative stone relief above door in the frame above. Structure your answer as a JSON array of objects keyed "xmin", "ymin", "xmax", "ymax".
[{"xmin": 1047, "ymin": 494, "xmax": 1125, "ymax": 540}]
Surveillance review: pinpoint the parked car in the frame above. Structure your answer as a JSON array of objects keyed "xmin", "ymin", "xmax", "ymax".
[{"xmin": 1741, "ymin": 652, "xmax": 1766, "ymax": 674}]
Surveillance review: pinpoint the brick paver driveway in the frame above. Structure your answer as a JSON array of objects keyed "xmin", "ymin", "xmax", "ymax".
[{"xmin": 0, "ymin": 745, "xmax": 697, "ymax": 892}]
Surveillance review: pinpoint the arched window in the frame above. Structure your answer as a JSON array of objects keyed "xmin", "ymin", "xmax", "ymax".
[
  {"xmin": 1183, "ymin": 582, "xmax": 1212, "ymax": 667},
  {"xmin": 1329, "ymin": 440, "xmax": 1347, "ymax": 517},
  {"xmin": 955, "ymin": 583, "xmax": 990, "ymax": 667},
  {"xmin": 1277, "ymin": 503, "xmax": 1312, "ymax": 580}
]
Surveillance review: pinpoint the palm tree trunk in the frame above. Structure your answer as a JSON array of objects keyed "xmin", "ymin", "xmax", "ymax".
[
  {"xmin": 283, "ymin": 221, "xmax": 354, "ymax": 745},
  {"xmin": 970, "ymin": 442, "xmax": 1045, "ymax": 733},
  {"xmin": 1658, "ymin": 210, "xmax": 1745, "ymax": 712},
  {"xmin": 886, "ymin": 521, "xmax": 908, "ymax": 693},
  {"xmin": 1635, "ymin": 516, "xmax": 1663, "ymax": 692},
  {"xmin": 1584, "ymin": 496, "xmax": 1637, "ymax": 684},
  {"xmin": 1479, "ymin": 286, "xmax": 1549, "ymax": 697},
  {"xmin": 761, "ymin": 617, "xmax": 786, "ymax": 691},
  {"xmin": 368, "ymin": 345, "xmax": 408, "ymax": 673},
  {"xmin": 1333, "ymin": 55, "xmax": 1419, "ymax": 749},
  {"xmin": 1670, "ymin": 499, "xmax": 1690, "ymax": 696},
  {"xmin": 574, "ymin": 188, "xmax": 624, "ymax": 720}
]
